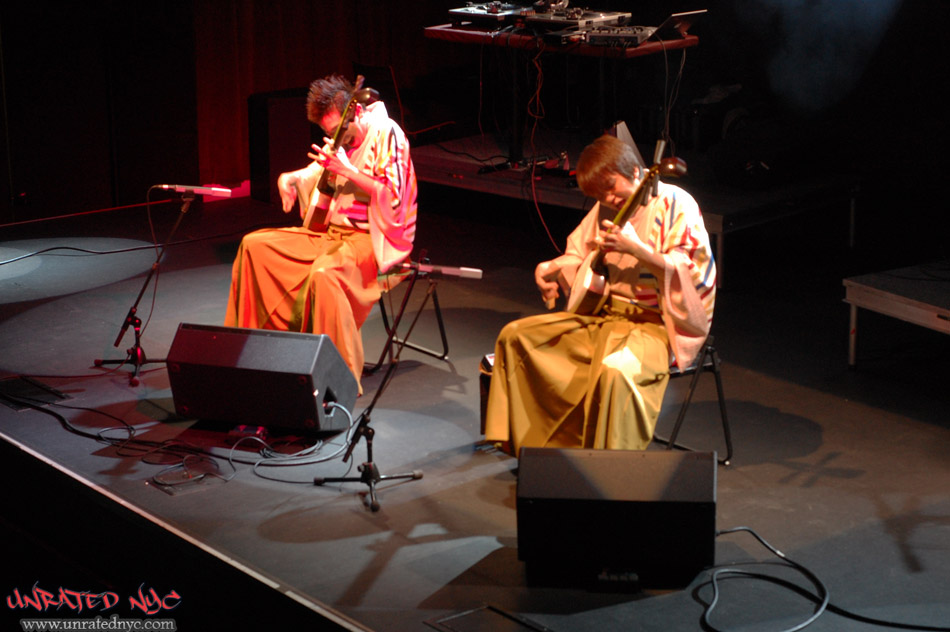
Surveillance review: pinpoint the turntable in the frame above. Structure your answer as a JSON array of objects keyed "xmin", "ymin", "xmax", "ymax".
[
  {"xmin": 526, "ymin": 7, "xmax": 631, "ymax": 30},
  {"xmin": 449, "ymin": 2, "xmax": 536, "ymax": 25}
]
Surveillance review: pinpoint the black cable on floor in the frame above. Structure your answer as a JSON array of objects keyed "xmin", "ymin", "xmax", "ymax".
[{"xmin": 708, "ymin": 525, "xmax": 950, "ymax": 632}]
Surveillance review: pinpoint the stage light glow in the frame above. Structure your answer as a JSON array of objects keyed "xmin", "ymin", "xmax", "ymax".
[
  {"xmin": 744, "ymin": 0, "xmax": 901, "ymax": 112},
  {"xmin": 0, "ymin": 237, "xmax": 155, "ymax": 304}
]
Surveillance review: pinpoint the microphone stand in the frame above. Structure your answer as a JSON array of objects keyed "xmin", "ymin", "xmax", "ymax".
[
  {"xmin": 95, "ymin": 190, "xmax": 195, "ymax": 386},
  {"xmin": 313, "ymin": 276, "xmax": 436, "ymax": 512}
]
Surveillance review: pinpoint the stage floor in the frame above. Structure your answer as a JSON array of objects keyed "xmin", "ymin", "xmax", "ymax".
[{"xmin": 2, "ymin": 185, "xmax": 949, "ymax": 631}]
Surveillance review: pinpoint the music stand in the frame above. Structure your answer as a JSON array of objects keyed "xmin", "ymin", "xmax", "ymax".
[{"xmin": 312, "ymin": 281, "xmax": 438, "ymax": 511}]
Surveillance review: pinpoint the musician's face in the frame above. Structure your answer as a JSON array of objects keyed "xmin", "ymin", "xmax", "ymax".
[
  {"xmin": 601, "ymin": 171, "xmax": 640, "ymax": 211},
  {"xmin": 318, "ymin": 105, "xmax": 366, "ymax": 148},
  {"xmin": 318, "ymin": 110, "xmax": 342, "ymax": 137}
]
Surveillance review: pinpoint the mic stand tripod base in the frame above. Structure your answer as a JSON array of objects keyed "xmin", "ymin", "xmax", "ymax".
[
  {"xmin": 93, "ymin": 310, "xmax": 165, "ymax": 386},
  {"xmin": 317, "ymin": 299, "xmax": 431, "ymax": 512},
  {"xmin": 314, "ymin": 425, "xmax": 423, "ymax": 512}
]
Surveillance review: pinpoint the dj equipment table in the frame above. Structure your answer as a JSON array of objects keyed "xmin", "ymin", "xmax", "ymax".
[
  {"xmin": 423, "ymin": 23, "xmax": 698, "ymax": 58},
  {"xmin": 424, "ymin": 23, "xmax": 698, "ymax": 165}
]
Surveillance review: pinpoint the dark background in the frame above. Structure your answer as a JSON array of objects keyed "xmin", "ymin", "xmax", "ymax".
[{"xmin": 1, "ymin": 0, "xmax": 947, "ymax": 267}]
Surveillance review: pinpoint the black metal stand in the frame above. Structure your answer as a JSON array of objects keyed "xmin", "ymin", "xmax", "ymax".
[
  {"xmin": 652, "ymin": 337, "xmax": 734, "ymax": 466},
  {"xmin": 94, "ymin": 191, "xmax": 194, "ymax": 386},
  {"xmin": 364, "ymin": 259, "xmax": 450, "ymax": 374},
  {"xmin": 313, "ymin": 282, "xmax": 437, "ymax": 511}
]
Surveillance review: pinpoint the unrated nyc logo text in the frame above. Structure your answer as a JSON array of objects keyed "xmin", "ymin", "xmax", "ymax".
[{"xmin": 6, "ymin": 584, "xmax": 181, "ymax": 615}]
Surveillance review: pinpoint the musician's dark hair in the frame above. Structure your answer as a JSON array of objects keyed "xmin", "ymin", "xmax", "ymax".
[
  {"xmin": 576, "ymin": 135, "xmax": 640, "ymax": 201},
  {"xmin": 306, "ymin": 75, "xmax": 354, "ymax": 124}
]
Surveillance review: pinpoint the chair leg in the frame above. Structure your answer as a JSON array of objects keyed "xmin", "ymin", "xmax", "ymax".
[
  {"xmin": 364, "ymin": 274, "xmax": 450, "ymax": 375},
  {"xmin": 391, "ymin": 281, "xmax": 449, "ymax": 360},
  {"xmin": 425, "ymin": 285, "xmax": 450, "ymax": 359},
  {"xmin": 654, "ymin": 345, "xmax": 732, "ymax": 465},
  {"xmin": 365, "ymin": 269, "xmax": 421, "ymax": 374},
  {"xmin": 655, "ymin": 347, "xmax": 707, "ymax": 454},
  {"xmin": 664, "ymin": 353, "xmax": 706, "ymax": 450},
  {"xmin": 710, "ymin": 349, "xmax": 734, "ymax": 465}
]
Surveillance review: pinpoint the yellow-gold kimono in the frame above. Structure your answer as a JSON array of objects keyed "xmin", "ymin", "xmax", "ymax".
[{"xmin": 484, "ymin": 181, "xmax": 716, "ymax": 455}]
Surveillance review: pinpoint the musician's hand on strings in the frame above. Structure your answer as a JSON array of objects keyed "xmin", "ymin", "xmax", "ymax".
[
  {"xmin": 309, "ymin": 143, "xmax": 357, "ymax": 180},
  {"xmin": 598, "ymin": 219, "xmax": 645, "ymax": 257},
  {"xmin": 309, "ymin": 141, "xmax": 385, "ymax": 201}
]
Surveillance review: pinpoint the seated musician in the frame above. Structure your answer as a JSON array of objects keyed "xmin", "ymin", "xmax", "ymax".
[
  {"xmin": 483, "ymin": 134, "xmax": 715, "ymax": 456},
  {"xmin": 225, "ymin": 75, "xmax": 417, "ymax": 394}
]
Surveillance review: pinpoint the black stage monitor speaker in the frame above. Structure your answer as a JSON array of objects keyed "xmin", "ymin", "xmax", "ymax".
[
  {"xmin": 166, "ymin": 323, "xmax": 357, "ymax": 433},
  {"xmin": 517, "ymin": 448, "xmax": 716, "ymax": 588}
]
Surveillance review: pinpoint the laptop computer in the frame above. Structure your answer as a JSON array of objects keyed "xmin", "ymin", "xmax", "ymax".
[
  {"xmin": 645, "ymin": 9, "xmax": 707, "ymax": 42},
  {"xmin": 585, "ymin": 9, "xmax": 706, "ymax": 47}
]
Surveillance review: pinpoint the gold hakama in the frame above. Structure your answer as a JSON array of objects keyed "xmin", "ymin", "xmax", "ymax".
[{"xmin": 484, "ymin": 309, "xmax": 670, "ymax": 456}]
